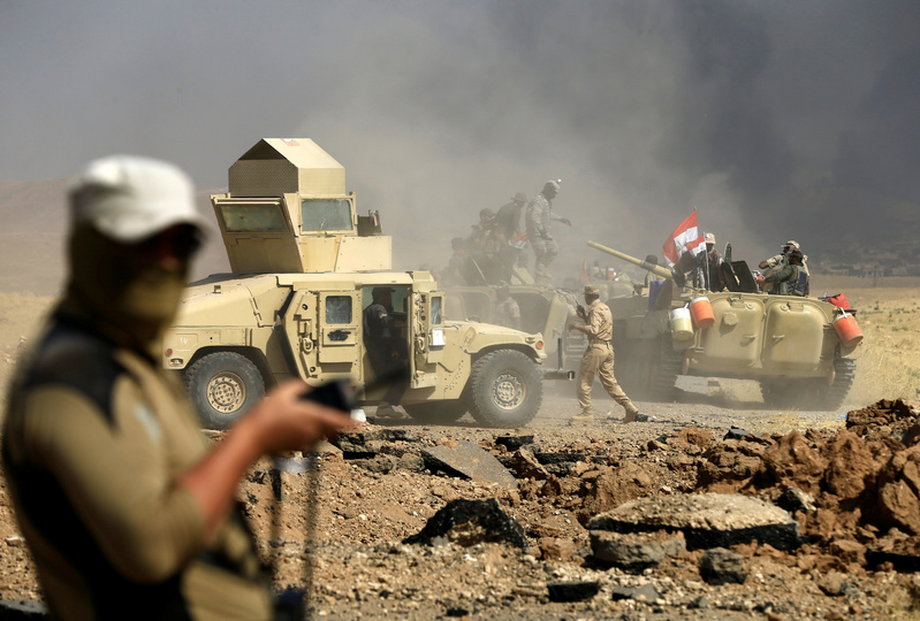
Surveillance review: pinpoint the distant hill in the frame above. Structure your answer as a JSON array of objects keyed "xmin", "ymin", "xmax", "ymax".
[{"xmin": 0, "ymin": 178, "xmax": 230, "ymax": 294}]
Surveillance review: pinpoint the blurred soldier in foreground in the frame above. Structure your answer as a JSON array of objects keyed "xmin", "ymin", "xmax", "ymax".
[
  {"xmin": 525, "ymin": 179, "xmax": 570, "ymax": 285},
  {"xmin": 568, "ymin": 285, "xmax": 646, "ymax": 423},
  {"xmin": 1, "ymin": 156, "xmax": 352, "ymax": 620},
  {"xmin": 494, "ymin": 192, "xmax": 528, "ymax": 282},
  {"xmin": 494, "ymin": 283, "xmax": 521, "ymax": 330}
]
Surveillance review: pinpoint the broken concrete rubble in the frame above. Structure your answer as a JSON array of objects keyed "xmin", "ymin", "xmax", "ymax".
[
  {"xmin": 588, "ymin": 493, "xmax": 800, "ymax": 551},
  {"xmin": 589, "ymin": 530, "xmax": 685, "ymax": 573},
  {"xmin": 776, "ymin": 487, "xmax": 816, "ymax": 514},
  {"xmin": 403, "ymin": 498, "xmax": 528, "ymax": 548},
  {"xmin": 699, "ymin": 547, "xmax": 746, "ymax": 585},
  {"xmin": 610, "ymin": 583, "xmax": 661, "ymax": 603},
  {"xmin": 421, "ymin": 440, "xmax": 518, "ymax": 490},
  {"xmin": 546, "ymin": 581, "xmax": 600, "ymax": 603},
  {"xmin": 494, "ymin": 433, "xmax": 534, "ymax": 452},
  {"xmin": 507, "ymin": 449, "xmax": 549, "ymax": 480}
]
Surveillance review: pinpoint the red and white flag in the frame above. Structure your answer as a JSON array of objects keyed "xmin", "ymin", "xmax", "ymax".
[{"xmin": 662, "ymin": 210, "xmax": 705, "ymax": 266}]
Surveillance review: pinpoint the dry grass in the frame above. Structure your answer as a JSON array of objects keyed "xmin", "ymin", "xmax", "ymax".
[{"xmin": 844, "ymin": 286, "xmax": 920, "ymax": 404}]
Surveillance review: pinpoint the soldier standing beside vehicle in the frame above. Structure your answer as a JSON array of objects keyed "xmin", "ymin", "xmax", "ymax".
[
  {"xmin": 568, "ymin": 285, "xmax": 646, "ymax": 423},
  {"xmin": 494, "ymin": 283, "xmax": 521, "ymax": 330},
  {"xmin": 525, "ymin": 179, "xmax": 570, "ymax": 285},
  {"xmin": 363, "ymin": 286, "xmax": 407, "ymax": 416},
  {"xmin": 1, "ymin": 156, "xmax": 352, "ymax": 620}
]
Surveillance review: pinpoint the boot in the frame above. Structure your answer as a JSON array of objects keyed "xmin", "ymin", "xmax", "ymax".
[{"xmin": 570, "ymin": 411, "xmax": 596, "ymax": 423}]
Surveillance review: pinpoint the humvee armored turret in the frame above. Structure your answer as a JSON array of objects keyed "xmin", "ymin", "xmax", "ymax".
[
  {"xmin": 162, "ymin": 139, "xmax": 546, "ymax": 429},
  {"xmin": 588, "ymin": 241, "xmax": 860, "ymax": 410}
]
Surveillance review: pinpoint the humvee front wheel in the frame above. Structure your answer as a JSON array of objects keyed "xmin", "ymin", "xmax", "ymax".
[
  {"xmin": 185, "ymin": 351, "xmax": 265, "ymax": 430},
  {"xmin": 468, "ymin": 350, "xmax": 543, "ymax": 428}
]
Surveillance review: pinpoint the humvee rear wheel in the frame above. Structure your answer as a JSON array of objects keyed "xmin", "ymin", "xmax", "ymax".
[
  {"xmin": 404, "ymin": 401, "xmax": 467, "ymax": 425},
  {"xmin": 185, "ymin": 351, "xmax": 265, "ymax": 430},
  {"xmin": 468, "ymin": 350, "xmax": 543, "ymax": 428}
]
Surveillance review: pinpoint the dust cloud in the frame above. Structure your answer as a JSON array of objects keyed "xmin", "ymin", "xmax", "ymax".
[{"xmin": 1, "ymin": 1, "xmax": 918, "ymax": 282}]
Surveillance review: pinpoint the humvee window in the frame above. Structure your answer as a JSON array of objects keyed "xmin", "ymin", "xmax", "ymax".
[
  {"xmin": 325, "ymin": 295, "xmax": 353, "ymax": 324},
  {"xmin": 301, "ymin": 199, "xmax": 353, "ymax": 232},
  {"xmin": 431, "ymin": 297, "xmax": 443, "ymax": 325},
  {"xmin": 219, "ymin": 204, "xmax": 287, "ymax": 232}
]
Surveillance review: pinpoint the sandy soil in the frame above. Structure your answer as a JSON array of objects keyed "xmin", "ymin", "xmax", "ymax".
[{"xmin": 0, "ymin": 285, "xmax": 919, "ymax": 619}]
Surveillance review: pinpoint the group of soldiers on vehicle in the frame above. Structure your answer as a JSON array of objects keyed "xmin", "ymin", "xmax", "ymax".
[
  {"xmin": 669, "ymin": 234, "xmax": 811, "ymax": 297},
  {"xmin": 442, "ymin": 179, "xmax": 570, "ymax": 287}
]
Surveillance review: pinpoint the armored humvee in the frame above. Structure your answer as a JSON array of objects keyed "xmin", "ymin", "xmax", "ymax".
[
  {"xmin": 588, "ymin": 241, "xmax": 860, "ymax": 410},
  {"xmin": 162, "ymin": 139, "xmax": 547, "ymax": 429}
]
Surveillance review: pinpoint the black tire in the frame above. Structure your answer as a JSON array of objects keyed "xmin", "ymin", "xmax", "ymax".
[
  {"xmin": 404, "ymin": 401, "xmax": 467, "ymax": 425},
  {"xmin": 467, "ymin": 349, "xmax": 543, "ymax": 428},
  {"xmin": 185, "ymin": 351, "xmax": 265, "ymax": 430}
]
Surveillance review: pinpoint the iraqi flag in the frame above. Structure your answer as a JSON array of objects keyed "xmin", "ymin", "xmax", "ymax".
[{"xmin": 662, "ymin": 210, "xmax": 705, "ymax": 266}]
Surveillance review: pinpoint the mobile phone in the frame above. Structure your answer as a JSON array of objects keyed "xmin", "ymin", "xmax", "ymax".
[{"xmin": 300, "ymin": 379, "xmax": 356, "ymax": 414}]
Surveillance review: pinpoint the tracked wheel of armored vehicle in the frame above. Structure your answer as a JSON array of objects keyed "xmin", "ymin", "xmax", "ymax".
[
  {"xmin": 163, "ymin": 139, "xmax": 548, "ymax": 430},
  {"xmin": 588, "ymin": 241, "xmax": 861, "ymax": 411}
]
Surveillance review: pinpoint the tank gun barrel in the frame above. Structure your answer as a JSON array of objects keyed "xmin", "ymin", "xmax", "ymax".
[{"xmin": 587, "ymin": 241, "xmax": 673, "ymax": 280}]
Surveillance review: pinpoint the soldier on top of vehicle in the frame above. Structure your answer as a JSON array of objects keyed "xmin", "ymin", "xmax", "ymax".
[
  {"xmin": 467, "ymin": 208, "xmax": 503, "ymax": 284},
  {"xmin": 759, "ymin": 240, "xmax": 810, "ymax": 295},
  {"xmin": 758, "ymin": 248, "xmax": 808, "ymax": 296},
  {"xmin": 441, "ymin": 237, "xmax": 468, "ymax": 286},
  {"xmin": 702, "ymin": 232, "xmax": 725, "ymax": 292},
  {"xmin": 494, "ymin": 192, "xmax": 528, "ymax": 283},
  {"xmin": 526, "ymin": 179, "xmax": 570, "ymax": 285}
]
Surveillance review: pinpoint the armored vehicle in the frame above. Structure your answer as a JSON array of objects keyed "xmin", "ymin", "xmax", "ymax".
[
  {"xmin": 588, "ymin": 241, "xmax": 860, "ymax": 410},
  {"xmin": 162, "ymin": 139, "xmax": 547, "ymax": 429}
]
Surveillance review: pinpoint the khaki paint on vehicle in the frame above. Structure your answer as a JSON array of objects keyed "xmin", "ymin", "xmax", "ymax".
[{"xmin": 163, "ymin": 139, "xmax": 546, "ymax": 429}]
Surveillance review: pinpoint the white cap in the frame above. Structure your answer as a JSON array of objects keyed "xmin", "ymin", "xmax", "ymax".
[
  {"xmin": 69, "ymin": 155, "xmax": 204, "ymax": 242},
  {"xmin": 704, "ymin": 232, "xmax": 716, "ymax": 244}
]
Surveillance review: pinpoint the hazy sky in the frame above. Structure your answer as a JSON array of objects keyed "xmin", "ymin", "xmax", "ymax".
[{"xmin": 2, "ymin": 0, "xmax": 918, "ymax": 270}]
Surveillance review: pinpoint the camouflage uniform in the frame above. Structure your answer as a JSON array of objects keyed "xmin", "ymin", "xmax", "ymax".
[
  {"xmin": 761, "ymin": 241, "xmax": 810, "ymax": 295},
  {"xmin": 525, "ymin": 183, "xmax": 561, "ymax": 284},
  {"xmin": 575, "ymin": 295, "xmax": 640, "ymax": 420}
]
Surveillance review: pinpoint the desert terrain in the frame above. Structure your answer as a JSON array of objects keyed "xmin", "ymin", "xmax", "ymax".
[{"xmin": 0, "ymin": 279, "xmax": 919, "ymax": 619}]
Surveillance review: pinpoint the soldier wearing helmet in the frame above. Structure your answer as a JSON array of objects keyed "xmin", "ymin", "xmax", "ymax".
[
  {"xmin": 759, "ymin": 239, "xmax": 810, "ymax": 295},
  {"xmin": 525, "ymin": 179, "xmax": 571, "ymax": 285}
]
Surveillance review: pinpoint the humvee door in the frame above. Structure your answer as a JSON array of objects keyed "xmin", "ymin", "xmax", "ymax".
[{"xmin": 282, "ymin": 288, "xmax": 363, "ymax": 383}]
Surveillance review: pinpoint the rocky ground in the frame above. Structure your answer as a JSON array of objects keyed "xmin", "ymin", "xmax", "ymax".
[{"xmin": 4, "ymin": 384, "xmax": 920, "ymax": 620}]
